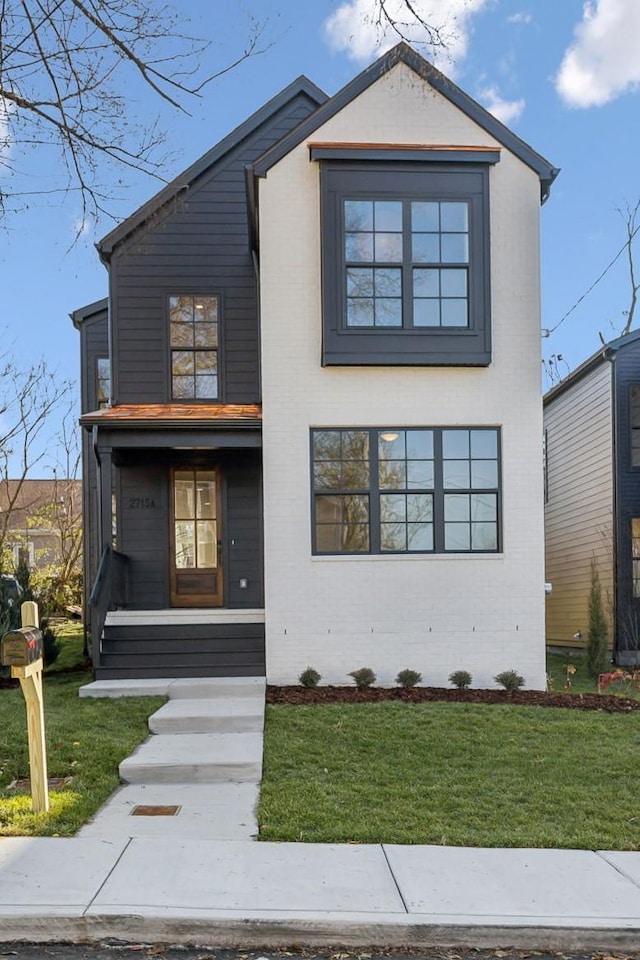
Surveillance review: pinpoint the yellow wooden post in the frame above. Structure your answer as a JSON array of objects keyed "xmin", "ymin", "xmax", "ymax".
[{"xmin": 12, "ymin": 601, "xmax": 49, "ymax": 813}]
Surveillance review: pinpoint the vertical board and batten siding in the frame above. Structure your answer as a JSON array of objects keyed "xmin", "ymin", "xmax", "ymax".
[
  {"xmin": 543, "ymin": 360, "xmax": 614, "ymax": 648},
  {"xmin": 116, "ymin": 450, "xmax": 263, "ymax": 610},
  {"xmin": 78, "ymin": 307, "xmax": 109, "ymax": 625},
  {"xmin": 110, "ymin": 93, "xmax": 320, "ymax": 405},
  {"xmin": 612, "ymin": 339, "xmax": 640, "ymax": 661}
]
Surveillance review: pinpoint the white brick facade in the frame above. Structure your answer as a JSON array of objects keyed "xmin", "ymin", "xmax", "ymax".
[{"xmin": 259, "ymin": 61, "xmax": 548, "ymax": 689}]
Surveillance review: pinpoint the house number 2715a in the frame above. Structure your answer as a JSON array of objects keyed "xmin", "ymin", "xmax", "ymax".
[{"xmin": 128, "ymin": 497, "xmax": 156, "ymax": 509}]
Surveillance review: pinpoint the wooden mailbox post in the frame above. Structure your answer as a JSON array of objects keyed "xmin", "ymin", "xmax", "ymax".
[{"xmin": 0, "ymin": 601, "xmax": 49, "ymax": 813}]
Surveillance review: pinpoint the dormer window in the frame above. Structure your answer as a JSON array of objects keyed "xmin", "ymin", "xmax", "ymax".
[{"xmin": 169, "ymin": 295, "xmax": 219, "ymax": 400}]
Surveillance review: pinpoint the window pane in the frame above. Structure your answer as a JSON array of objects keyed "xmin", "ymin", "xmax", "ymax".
[
  {"xmin": 445, "ymin": 495, "xmax": 470, "ymax": 521},
  {"xmin": 195, "ymin": 375, "xmax": 217, "ymax": 398},
  {"xmin": 407, "ymin": 460, "xmax": 434, "ymax": 488},
  {"xmin": 378, "ymin": 431, "xmax": 405, "ymax": 459},
  {"xmin": 196, "ymin": 479, "xmax": 216, "ymax": 519},
  {"xmin": 471, "ymin": 460, "xmax": 498, "ymax": 488},
  {"xmin": 375, "ymin": 233, "xmax": 403, "ymax": 261},
  {"xmin": 175, "ymin": 477, "xmax": 195, "ymax": 518},
  {"xmin": 313, "ymin": 431, "xmax": 341, "ymax": 460},
  {"xmin": 316, "ymin": 495, "xmax": 342, "ymax": 523},
  {"xmin": 441, "ymin": 269, "xmax": 467, "ymax": 297},
  {"xmin": 345, "ymin": 233, "xmax": 374, "ymax": 261},
  {"xmin": 347, "ymin": 268, "xmax": 374, "ymax": 296},
  {"xmin": 197, "ymin": 520, "xmax": 217, "ymax": 567},
  {"xmin": 343, "ymin": 524, "xmax": 370, "ymax": 551},
  {"xmin": 374, "ymin": 201, "xmax": 402, "ymax": 230},
  {"xmin": 381, "ymin": 522, "xmax": 406, "ymax": 551},
  {"xmin": 195, "ymin": 298, "xmax": 218, "ymax": 324},
  {"xmin": 175, "ymin": 520, "xmax": 195, "ymax": 567},
  {"xmin": 195, "ymin": 351, "xmax": 217, "ymax": 373},
  {"xmin": 342, "ymin": 431, "xmax": 370, "ymax": 459},
  {"xmin": 380, "ymin": 494, "xmax": 406, "ymax": 522},
  {"xmin": 412, "ymin": 234, "xmax": 440, "ymax": 263},
  {"xmin": 471, "ymin": 522, "xmax": 497, "ymax": 551},
  {"xmin": 408, "ymin": 522, "xmax": 433, "ymax": 551},
  {"xmin": 407, "ymin": 430, "xmax": 434, "ymax": 459},
  {"xmin": 194, "ymin": 323, "xmax": 218, "ymax": 347},
  {"xmin": 445, "ymin": 523, "xmax": 470, "ymax": 550},
  {"xmin": 172, "ymin": 376, "xmax": 193, "ymax": 398},
  {"xmin": 470, "ymin": 493, "xmax": 497, "ymax": 521},
  {"xmin": 345, "ymin": 200, "xmax": 373, "ymax": 231},
  {"xmin": 347, "ymin": 298, "xmax": 374, "ymax": 326},
  {"xmin": 374, "ymin": 268, "xmax": 402, "ymax": 296},
  {"xmin": 407, "ymin": 494, "xmax": 432, "ymax": 522},
  {"xmin": 443, "ymin": 461, "xmax": 470, "ymax": 489},
  {"xmin": 441, "ymin": 234, "xmax": 469, "ymax": 263},
  {"xmin": 379, "ymin": 460, "xmax": 406, "ymax": 488},
  {"xmin": 413, "ymin": 269, "xmax": 439, "ymax": 297},
  {"xmin": 314, "ymin": 462, "xmax": 342, "ymax": 490},
  {"xmin": 172, "ymin": 351, "xmax": 194, "ymax": 375},
  {"xmin": 443, "ymin": 430, "xmax": 470, "ymax": 458},
  {"xmin": 471, "ymin": 430, "xmax": 498, "ymax": 458},
  {"xmin": 342, "ymin": 460, "xmax": 370, "ymax": 488},
  {"xmin": 316, "ymin": 524, "xmax": 343, "ymax": 552},
  {"xmin": 441, "ymin": 202, "xmax": 468, "ymax": 231},
  {"xmin": 413, "ymin": 299, "xmax": 440, "ymax": 327},
  {"xmin": 412, "ymin": 202, "xmax": 439, "ymax": 231},
  {"xmin": 169, "ymin": 296, "xmax": 193, "ymax": 323},
  {"xmin": 170, "ymin": 323, "xmax": 194, "ymax": 348},
  {"xmin": 375, "ymin": 298, "xmax": 402, "ymax": 326},
  {"xmin": 441, "ymin": 299, "xmax": 468, "ymax": 327}
]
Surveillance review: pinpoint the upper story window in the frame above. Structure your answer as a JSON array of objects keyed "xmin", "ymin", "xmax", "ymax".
[
  {"xmin": 311, "ymin": 426, "xmax": 501, "ymax": 555},
  {"xmin": 319, "ymin": 159, "xmax": 494, "ymax": 366},
  {"xmin": 96, "ymin": 357, "xmax": 111, "ymax": 409},
  {"xmin": 169, "ymin": 295, "xmax": 219, "ymax": 400},
  {"xmin": 630, "ymin": 386, "xmax": 640, "ymax": 466}
]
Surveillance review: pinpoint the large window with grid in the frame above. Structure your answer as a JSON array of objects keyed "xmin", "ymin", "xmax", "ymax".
[
  {"xmin": 169, "ymin": 295, "xmax": 219, "ymax": 400},
  {"xmin": 311, "ymin": 427, "xmax": 501, "ymax": 555},
  {"xmin": 320, "ymin": 163, "xmax": 491, "ymax": 366}
]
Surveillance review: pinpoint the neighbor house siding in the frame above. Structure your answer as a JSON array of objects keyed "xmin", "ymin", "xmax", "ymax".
[
  {"xmin": 260, "ymin": 61, "xmax": 547, "ymax": 689},
  {"xmin": 109, "ymin": 93, "xmax": 320, "ymax": 407},
  {"xmin": 544, "ymin": 360, "xmax": 614, "ymax": 648}
]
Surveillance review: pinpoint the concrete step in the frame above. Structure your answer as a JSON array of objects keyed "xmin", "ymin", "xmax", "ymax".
[
  {"xmin": 168, "ymin": 677, "xmax": 266, "ymax": 700},
  {"xmin": 149, "ymin": 697, "xmax": 264, "ymax": 735},
  {"xmin": 119, "ymin": 732, "xmax": 263, "ymax": 784}
]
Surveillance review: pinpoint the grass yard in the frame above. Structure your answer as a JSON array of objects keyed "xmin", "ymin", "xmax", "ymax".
[
  {"xmin": 259, "ymin": 700, "xmax": 640, "ymax": 849},
  {"xmin": 0, "ymin": 623, "xmax": 163, "ymax": 836}
]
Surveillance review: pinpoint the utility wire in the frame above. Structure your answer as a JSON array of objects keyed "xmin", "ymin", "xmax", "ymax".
[{"xmin": 547, "ymin": 219, "xmax": 640, "ymax": 336}]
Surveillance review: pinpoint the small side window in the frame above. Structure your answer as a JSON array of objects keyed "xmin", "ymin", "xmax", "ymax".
[
  {"xmin": 97, "ymin": 357, "xmax": 111, "ymax": 409},
  {"xmin": 630, "ymin": 386, "xmax": 640, "ymax": 466}
]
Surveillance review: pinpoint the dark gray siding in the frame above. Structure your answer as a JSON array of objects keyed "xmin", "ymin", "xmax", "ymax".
[
  {"xmin": 222, "ymin": 450, "xmax": 263, "ymax": 608},
  {"xmin": 613, "ymin": 339, "xmax": 640, "ymax": 661},
  {"xmin": 117, "ymin": 459, "xmax": 170, "ymax": 608},
  {"xmin": 110, "ymin": 93, "xmax": 320, "ymax": 405}
]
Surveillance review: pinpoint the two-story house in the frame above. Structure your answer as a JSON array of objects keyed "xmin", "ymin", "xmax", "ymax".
[{"xmin": 74, "ymin": 44, "xmax": 558, "ymax": 687}]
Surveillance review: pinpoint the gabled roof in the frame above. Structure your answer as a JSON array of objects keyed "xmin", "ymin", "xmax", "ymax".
[
  {"xmin": 252, "ymin": 43, "xmax": 559, "ymax": 202},
  {"xmin": 544, "ymin": 328, "xmax": 640, "ymax": 405},
  {"xmin": 97, "ymin": 77, "xmax": 328, "ymax": 261},
  {"xmin": 70, "ymin": 297, "xmax": 108, "ymax": 330}
]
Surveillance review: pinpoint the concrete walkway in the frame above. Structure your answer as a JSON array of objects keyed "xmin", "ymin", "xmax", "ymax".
[{"xmin": 2, "ymin": 677, "xmax": 640, "ymax": 949}]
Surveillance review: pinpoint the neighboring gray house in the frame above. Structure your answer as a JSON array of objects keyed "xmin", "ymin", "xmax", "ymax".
[
  {"xmin": 544, "ymin": 330, "xmax": 640, "ymax": 665},
  {"xmin": 73, "ymin": 43, "xmax": 558, "ymax": 686}
]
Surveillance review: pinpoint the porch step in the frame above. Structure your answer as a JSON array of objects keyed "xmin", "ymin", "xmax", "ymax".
[
  {"xmin": 149, "ymin": 696, "xmax": 264, "ymax": 734},
  {"xmin": 95, "ymin": 664, "xmax": 263, "ymax": 680},
  {"xmin": 119, "ymin": 731, "xmax": 263, "ymax": 784}
]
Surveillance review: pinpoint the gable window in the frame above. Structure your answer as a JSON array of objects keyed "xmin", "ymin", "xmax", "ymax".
[
  {"xmin": 319, "ymin": 159, "xmax": 494, "ymax": 366},
  {"xmin": 169, "ymin": 295, "xmax": 219, "ymax": 400},
  {"xmin": 96, "ymin": 357, "xmax": 111, "ymax": 409},
  {"xmin": 312, "ymin": 427, "xmax": 500, "ymax": 554},
  {"xmin": 630, "ymin": 386, "xmax": 640, "ymax": 466}
]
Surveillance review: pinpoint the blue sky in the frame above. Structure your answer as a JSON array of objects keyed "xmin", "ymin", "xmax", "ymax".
[{"xmin": 2, "ymin": 0, "xmax": 640, "ymax": 469}]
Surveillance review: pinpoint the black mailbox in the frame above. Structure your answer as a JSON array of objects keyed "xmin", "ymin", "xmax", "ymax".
[{"xmin": 1, "ymin": 627, "xmax": 44, "ymax": 667}]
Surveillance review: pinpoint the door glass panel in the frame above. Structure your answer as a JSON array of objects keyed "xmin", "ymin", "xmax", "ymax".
[
  {"xmin": 197, "ymin": 520, "xmax": 217, "ymax": 567},
  {"xmin": 175, "ymin": 521, "xmax": 195, "ymax": 568},
  {"xmin": 175, "ymin": 475, "xmax": 195, "ymax": 518},
  {"xmin": 174, "ymin": 471, "xmax": 218, "ymax": 570}
]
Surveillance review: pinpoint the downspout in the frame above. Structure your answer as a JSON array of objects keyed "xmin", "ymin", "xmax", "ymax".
[
  {"xmin": 92, "ymin": 425, "xmax": 103, "ymax": 557},
  {"xmin": 607, "ymin": 350, "xmax": 618, "ymax": 662}
]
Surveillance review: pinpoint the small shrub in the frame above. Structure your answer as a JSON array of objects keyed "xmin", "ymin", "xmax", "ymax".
[
  {"xmin": 298, "ymin": 666, "xmax": 321, "ymax": 688},
  {"xmin": 586, "ymin": 558, "xmax": 609, "ymax": 679},
  {"xmin": 396, "ymin": 668, "xmax": 422, "ymax": 688},
  {"xmin": 348, "ymin": 667, "xmax": 376, "ymax": 689},
  {"xmin": 449, "ymin": 669, "xmax": 472, "ymax": 690},
  {"xmin": 494, "ymin": 669, "xmax": 525, "ymax": 692},
  {"xmin": 42, "ymin": 621, "xmax": 62, "ymax": 667}
]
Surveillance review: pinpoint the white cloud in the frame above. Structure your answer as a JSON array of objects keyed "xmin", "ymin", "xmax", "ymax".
[
  {"xmin": 507, "ymin": 12, "xmax": 533, "ymax": 25},
  {"xmin": 323, "ymin": 0, "xmax": 491, "ymax": 72},
  {"xmin": 556, "ymin": 0, "xmax": 640, "ymax": 107},
  {"xmin": 477, "ymin": 85, "xmax": 525, "ymax": 124}
]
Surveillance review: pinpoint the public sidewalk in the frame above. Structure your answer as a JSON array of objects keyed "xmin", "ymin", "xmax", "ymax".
[{"xmin": 2, "ymin": 676, "xmax": 640, "ymax": 949}]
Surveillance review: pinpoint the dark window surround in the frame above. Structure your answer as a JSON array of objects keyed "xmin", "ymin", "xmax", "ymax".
[
  {"xmin": 320, "ymin": 160, "xmax": 493, "ymax": 366},
  {"xmin": 167, "ymin": 294, "xmax": 222, "ymax": 403},
  {"xmin": 311, "ymin": 426, "xmax": 502, "ymax": 556},
  {"xmin": 630, "ymin": 385, "xmax": 640, "ymax": 467}
]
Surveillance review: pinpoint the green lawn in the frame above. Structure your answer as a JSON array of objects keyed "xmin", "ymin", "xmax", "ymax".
[
  {"xmin": 0, "ymin": 627, "xmax": 163, "ymax": 836},
  {"xmin": 546, "ymin": 650, "xmax": 640, "ymax": 698},
  {"xmin": 259, "ymin": 700, "xmax": 640, "ymax": 849}
]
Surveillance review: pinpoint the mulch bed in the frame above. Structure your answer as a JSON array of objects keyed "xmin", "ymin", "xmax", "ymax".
[{"xmin": 266, "ymin": 684, "xmax": 640, "ymax": 713}]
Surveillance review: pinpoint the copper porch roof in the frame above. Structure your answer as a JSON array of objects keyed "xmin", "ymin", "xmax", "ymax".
[{"xmin": 80, "ymin": 404, "xmax": 262, "ymax": 429}]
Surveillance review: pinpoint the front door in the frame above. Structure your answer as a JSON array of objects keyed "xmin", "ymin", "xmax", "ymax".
[{"xmin": 170, "ymin": 468, "xmax": 223, "ymax": 607}]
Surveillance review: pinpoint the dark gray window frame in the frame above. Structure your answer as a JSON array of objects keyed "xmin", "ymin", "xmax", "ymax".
[
  {"xmin": 310, "ymin": 426, "xmax": 502, "ymax": 556},
  {"xmin": 167, "ymin": 293, "xmax": 223, "ymax": 403},
  {"xmin": 320, "ymin": 160, "xmax": 493, "ymax": 366}
]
